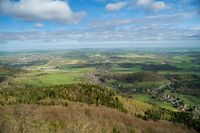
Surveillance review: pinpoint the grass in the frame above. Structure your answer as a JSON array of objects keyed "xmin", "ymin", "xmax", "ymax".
[
  {"xmin": 22, "ymin": 73, "xmax": 78, "ymax": 86},
  {"xmin": 117, "ymin": 53, "xmax": 156, "ymax": 59},
  {"xmin": 134, "ymin": 94, "xmax": 178, "ymax": 111},
  {"xmin": 113, "ymin": 81, "xmax": 167, "ymax": 90},
  {"xmin": 173, "ymin": 93, "xmax": 200, "ymax": 106},
  {"xmin": 119, "ymin": 96, "xmax": 153, "ymax": 115},
  {"xmin": 133, "ymin": 94, "xmax": 151, "ymax": 102},
  {"xmin": 133, "ymin": 81, "xmax": 166, "ymax": 88},
  {"xmin": 13, "ymin": 68, "xmax": 92, "ymax": 87},
  {"xmin": 172, "ymin": 56, "xmax": 195, "ymax": 62},
  {"xmin": 170, "ymin": 62, "xmax": 200, "ymax": 71},
  {"xmin": 45, "ymin": 58, "xmax": 83, "ymax": 66},
  {"xmin": 110, "ymin": 67, "xmax": 142, "ymax": 73},
  {"xmin": 14, "ymin": 72, "xmax": 80, "ymax": 87},
  {"xmin": 150, "ymin": 100, "xmax": 178, "ymax": 112}
]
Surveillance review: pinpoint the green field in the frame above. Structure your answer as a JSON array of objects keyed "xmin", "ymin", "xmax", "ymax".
[
  {"xmin": 133, "ymin": 94, "xmax": 178, "ymax": 111},
  {"xmin": 0, "ymin": 48, "xmax": 200, "ymax": 110},
  {"xmin": 173, "ymin": 93, "xmax": 200, "ymax": 106},
  {"xmin": 110, "ymin": 64, "xmax": 142, "ymax": 73},
  {"xmin": 12, "ymin": 68, "xmax": 93, "ymax": 87}
]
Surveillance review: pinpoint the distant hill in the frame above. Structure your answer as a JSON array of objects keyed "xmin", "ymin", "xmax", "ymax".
[{"xmin": 102, "ymin": 72, "xmax": 166, "ymax": 83}]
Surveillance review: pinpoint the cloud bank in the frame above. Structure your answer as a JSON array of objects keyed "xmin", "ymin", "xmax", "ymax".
[
  {"xmin": 0, "ymin": 0, "xmax": 86, "ymax": 24},
  {"xmin": 1, "ymin": 12, "xmax": 199, "ymax": 43},
  {"xmin": 105, "ymin": 0, "xmax": 167, "ymax": 12}
]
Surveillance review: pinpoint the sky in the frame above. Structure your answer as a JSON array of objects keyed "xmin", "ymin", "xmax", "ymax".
[{"xmin": 0, "ymin": 0, "xmax": 200, "ymax": 51}]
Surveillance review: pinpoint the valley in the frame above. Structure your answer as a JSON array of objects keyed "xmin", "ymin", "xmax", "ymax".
[{"xmin": 0, "ymin": 48, "xmax": 200, "ymax": 133}]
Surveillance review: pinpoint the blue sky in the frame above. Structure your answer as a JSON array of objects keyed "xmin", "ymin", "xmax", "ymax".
[{"xmin": 0, "ymin": 0, "xmax": 200, "ymax": 50}]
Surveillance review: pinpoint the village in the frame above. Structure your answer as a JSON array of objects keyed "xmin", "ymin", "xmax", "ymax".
[
  {"xmin": 18, "ymin": 55, "xmax": 48, "ymax": 64},
  {"xmin": 8, "ymin": 55, "xmax": 49, "ymax": 67},
  {"xmin": 147, "ymin": 87, "xmax": 200, "ymax": 113},
  {"xmin": 116, "ymin": 81, "xmax": 200, "ymax": 113}
]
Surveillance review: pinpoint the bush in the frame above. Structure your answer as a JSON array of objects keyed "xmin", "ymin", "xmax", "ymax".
[
  {"xmin": 137, "ymin": 108, "xmax": 200, "ymax": 131},
  {"xmin": 0, "ymin": 84, "xmax": 125, "ymax": 111},
  {"xmin": 113, "ymin": 127, "xmax": 120, "ymax": 133}
]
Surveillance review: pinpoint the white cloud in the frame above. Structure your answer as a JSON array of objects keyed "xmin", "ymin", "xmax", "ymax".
[
  {"xmin": 136, "ymin": 0, "xmax": 167, "ymax": 11},
  {"xmin": 1, "ymin": 12, "xmax": 198, "ymax": 44},
  {"xmin": 136, "ymin": 0, "xmax": 152, "ymax": 6},
  {"xmin": 151, "ymin": 1, "xmax": 167, "ymax": 11},
  {"xmin": 90, "ymin": 19, "xmax": 133, "ymax": 29},
  {"xmin": 0, "ymin": 0, "xmax": 86, "ymax": 24},
  {"xmin": 33, "ymin": 23, "xmax": 44, "ymax": 29},
  {"xmin": 106, "ymin": 2, "xmax": 127, "ymax": 11}
]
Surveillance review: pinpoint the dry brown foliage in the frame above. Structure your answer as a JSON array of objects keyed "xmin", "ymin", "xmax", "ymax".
[{"xmin": 0, "ymin": 102, "xmax": 197, "ymax": 133}]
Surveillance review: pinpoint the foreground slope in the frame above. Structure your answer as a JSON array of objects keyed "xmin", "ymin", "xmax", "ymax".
[
  {"xmin": 0, "ymin": 84, "xmax": 197, "ymax": 133},
  {"xmin": 0, "ymin": 103, "xmax": 196, "ymax": 133}
]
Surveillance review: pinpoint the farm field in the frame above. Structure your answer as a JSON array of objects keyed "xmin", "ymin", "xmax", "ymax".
[
  {"xmin": 0, "ymin": 48, "xmax": 200, "ymax": 132},
  {"xmin": 133, "ymin": 94, "xmax": 178, "ymax": 111},
  {"xmin": 1, "ymin": 49, "xmax": 200, "ymax": 107}
]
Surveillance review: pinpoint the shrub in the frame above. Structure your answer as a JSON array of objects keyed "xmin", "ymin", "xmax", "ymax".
[
  {"xmin": 0, "ymin": 84, "xmax": 125, "ymax": 111},
  {"xmin": 113, "ymin": 127, "xmax": 120, "ymax": 133}
]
